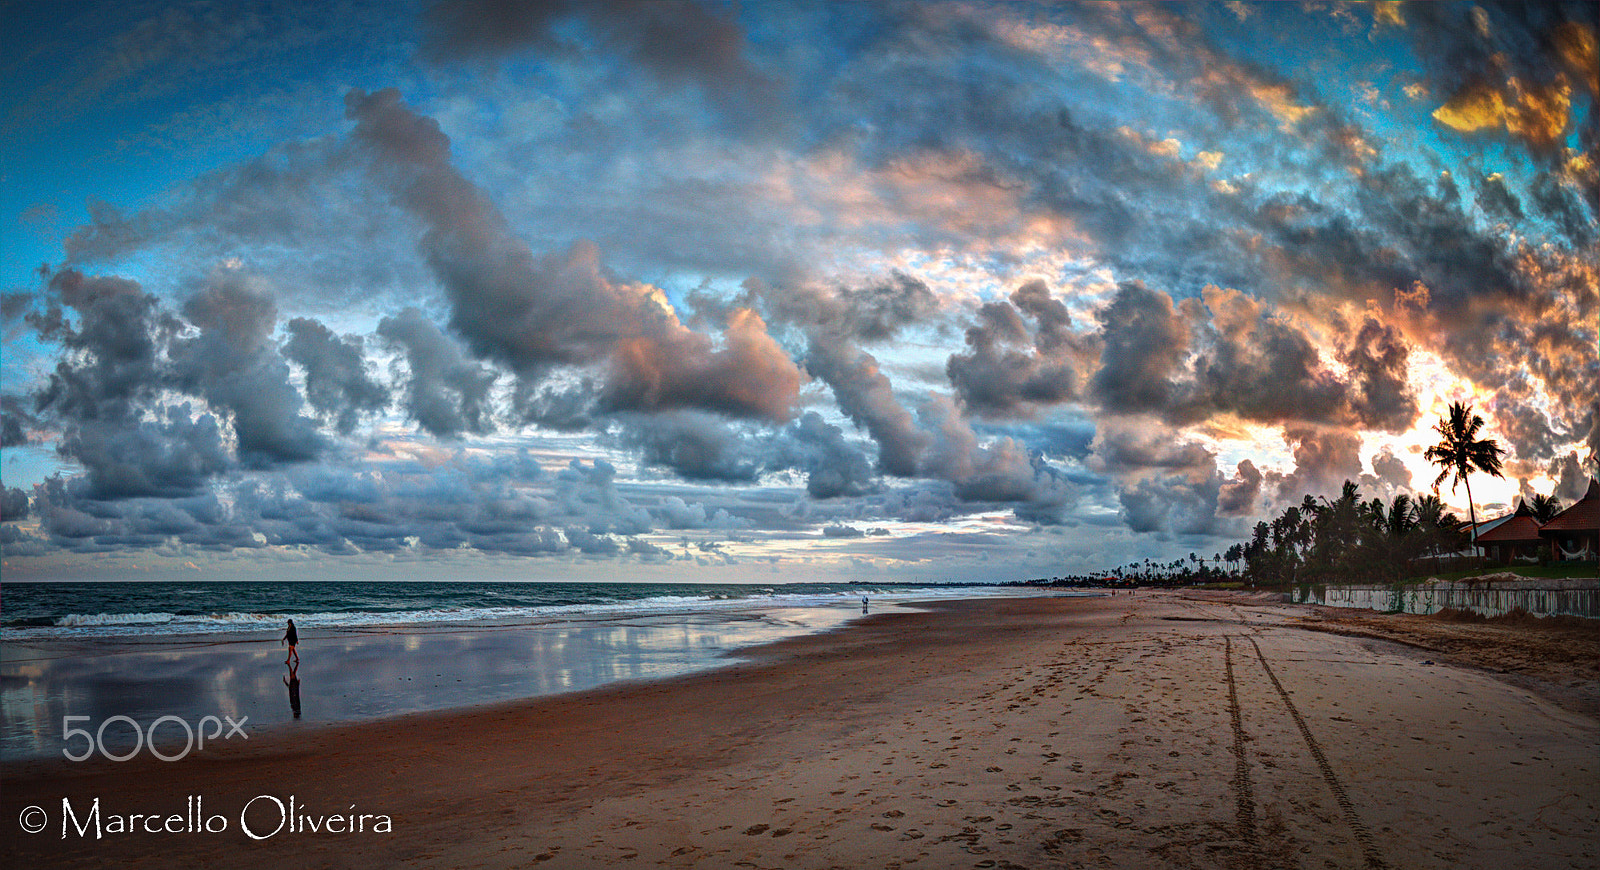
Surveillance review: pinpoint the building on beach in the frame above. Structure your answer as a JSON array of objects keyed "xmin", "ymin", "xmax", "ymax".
[
  {"xmin": 1474, "ymin": 501, "xmax": 1545, "ymax": 565},
  {"xmin": 1539, "ymin": 479, "xmax": 1600, "ymax": 564}
]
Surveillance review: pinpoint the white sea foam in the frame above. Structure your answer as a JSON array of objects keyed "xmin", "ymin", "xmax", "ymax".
[
  {"xmin": 53, "ymin": 611, "xmax": 180, "ymax": 627},
  {"xmin": 5, "ymin": 586, "xmax": 1051, "ymax": 641}
]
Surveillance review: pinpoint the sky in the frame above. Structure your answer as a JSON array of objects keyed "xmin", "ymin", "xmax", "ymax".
[{"xmin": 1, "ymin": 0, "xmax": 1595, "ymax": 584}]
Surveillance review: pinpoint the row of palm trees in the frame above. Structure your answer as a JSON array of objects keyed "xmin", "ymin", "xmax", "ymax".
[
  {"xmin": 1239, "ymin": 400, "xmax": 1509, "ymax": 586},
  {"xmin": 1017, "ymin": 402, "xmax": 1520, "ymax": 589},
  {"xmin": 1237, "ymin": 483, "xmax": 1467, "ymax": 585}
]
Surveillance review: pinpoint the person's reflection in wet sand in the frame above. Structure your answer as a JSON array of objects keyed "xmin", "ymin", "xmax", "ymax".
[{"xmin": 284, "ymin": 662, "xmax": 301, "ymax": 719}]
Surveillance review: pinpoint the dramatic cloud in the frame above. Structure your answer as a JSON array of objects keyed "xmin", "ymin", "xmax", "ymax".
[
  {"xmin": 3, "ymin": 1, "xmax": 1593, "ymax": 579},
  {"xmin": 377, "ymin": 308, "xmax": 498, "ymax": 438},
  {"xmin": 948, "ymin": 280, "xmax": 1083, "ymax": 418},
  {"xmin": 173, "ymin": 272, "xmax": 326, "ymax": 465},
  {"xmin": 804, "ymin": 335, "xmax": 927, "ymax": 479},
  {"xmin": 1218, "ymin": 460, "xmax": 1263, "ymax": 517},
  {"xmin": 283, "ymin": 318, "xmax": 390, "ymax": 434},
  {"xmin": 344, "ymin": 87, "xmax": 802, "ymax": 425},
  {"xmin": 422, "ymin": 0, "xmax": 776, "ymax": 114}
]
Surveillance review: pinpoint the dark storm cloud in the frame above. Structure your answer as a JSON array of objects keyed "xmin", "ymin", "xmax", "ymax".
[
  {"xmin": 56, "ymin": 408, "xmax": 232, "ymax": 500},
  {"xmin": 1217, "ymin": 460, "xmax": 1262, "ymax": 517},
  {"xmin": 1089, "ymin": 281, "xmax": 1189, "ymax": 417},
  {"xmin": 422, "ymin": 0, "xmax": 777, "ymax": 113},
  {"xmin": 771, "ymin": 412, "xmax": 878, "ymax": 500},
  {"xmin": 916, "ymin": 396, "xmax": 1079, "ymax": 524},
  {"xmin": 1488, "ymin": 371, "xmax": 1563, "ymax": 465},
  {"xmin": 30, "ymin": 270, "xmax": 180, "ymax": 423},
  {"xmin": 1085, "ymin": 417, "xmax": 1244, "ymax": 537},
  {"xmin": 1187, "ymin": 285, "xmax": 1347, "ymax": 427},
  {"xmin": 1087, "ymin": 419, "xmax": 1215, "ymax": 477},
  {"xmin": 1275, "ymin": 426, "xmax": 1365, "ymax": 504},
  {"xmin": 1075, "ymin": 280, "xmax": 1424, "ymax": 435},
  {"xmin": 20, "ymin": 265, "xmax": 385, "ymax": 504},
  {"xmin": 1368, "ymin": 447, "xmax": 1413, "ymax": 493},
  {"xmin": 26, "ymin": 271, "xmax": 238, "ymax": 499},
  {"xmin": 804, "ymin": 335, "xmax": 927, "ymax": 478},
  {"xmin": 1118, "ymin": 471, "xmax": 1225, "ymax": 538},
  {"xmin": 1474, "ymin": 173, "xmax": 1525, "ymax": 221},
  {"xmin": 1529, "ymin": 170, "xmax": 1597, "ymax": 247},
  {"xmin": 1336, "ymin": 315, "xmax": 1418, "ymax": 433},
  {"xmin": 29, "ymin": 477, "xmax": 260, "ymax": 554},
  {"xmin": 2, "ymin": 395, "xmax": 37, "ymax": 447},
  {"xmin": 172, "ymin": 273, "xmax": 325, "ymax": 465},
  {"xmin": 1, "ymin": 487, "xmax": 29, "ymax": 522},
  {"xmin": 947, "ymin": 280, "xmax": 1082, "ymax": 418},
  {"xmin": 755, "ymin": 272, "xmax": 939, "ymax": 345},
  {"xmin": 344, "ymin": 87, "xmax": 802, "ymax": 425},
  {"xmin": 2, "ymin": 291, "xmax": 33, "ymax": 323},
  {"xmin": 283, "ymin": 317, "xmax": 391, "ymax": 434},
  {"xmin": 1548, "ymin": 451, "xmax": 1592, "ymax": 501},
  {"xmin": 614, "ymin": 411, "xmax": 761, "ymax": 482},
  {"xmin": 377, "ymin": 307, "xmax": 498, "ymax": 438}
]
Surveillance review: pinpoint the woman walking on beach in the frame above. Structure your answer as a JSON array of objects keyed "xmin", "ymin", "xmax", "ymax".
[{"xmin": 283, "ymin": 618, "xmax": 300, "ymax": 665}]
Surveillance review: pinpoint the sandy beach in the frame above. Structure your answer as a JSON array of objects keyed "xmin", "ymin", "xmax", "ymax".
[{"xmin": 3, "ymin": 592, "xmax": 1595, "ymax": 869}]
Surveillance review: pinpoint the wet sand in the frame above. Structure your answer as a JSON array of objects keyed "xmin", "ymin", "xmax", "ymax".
[
  {"xmin": 3, "ymin": 592, "xmax": 1595, "ymax": 869},
  {"xmin": 0, "ymin": 605, "xmax": 861, "ymax": 760}
]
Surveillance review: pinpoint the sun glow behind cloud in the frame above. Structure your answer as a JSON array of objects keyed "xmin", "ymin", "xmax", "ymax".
[{"xmin": 1, "ymin": 1, "xmax": 1594, "ymax": 582}]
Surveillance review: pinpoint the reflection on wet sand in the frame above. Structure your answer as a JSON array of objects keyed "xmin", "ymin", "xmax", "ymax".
[
  {"xmin": 0, "ymin": 606, "xmax": 859, "ymax": 760},
  {"xmin": 284, "ymin": 662, "xmax": 301, "ymax": 719}
]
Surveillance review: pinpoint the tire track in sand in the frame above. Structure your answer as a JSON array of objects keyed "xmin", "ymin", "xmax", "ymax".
[
  {"xmin": 1246, "ymin": 635, "xmax": 1387, "ymax": 870},
  {"xmin": 1223, "ymin": 636, "xmax": 1259, "ymax": 870}
]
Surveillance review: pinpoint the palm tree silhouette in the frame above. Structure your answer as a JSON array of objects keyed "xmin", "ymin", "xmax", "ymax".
[
  {"xmin": 1528, "ymin": 492, "xmax": 1562, "ymax": 523},
  {"xmin": 1423, "ymin": 401, "xmax": 1504, "ymax": 555}
]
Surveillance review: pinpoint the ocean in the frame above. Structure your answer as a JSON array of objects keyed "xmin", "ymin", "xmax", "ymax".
[
  {"xmin": 0, "ymin": 579, "xmax": 1008, "ymax": 641},
  {"xmin": 1, "ymin": 580, "xmax": 1068, "ymax": 760}
]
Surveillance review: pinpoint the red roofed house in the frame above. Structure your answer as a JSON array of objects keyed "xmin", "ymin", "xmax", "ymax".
[
  {"xmin": 1475, "ymin": 500, "xmax": 1544, "ymax": 564},
  {"xmin": 1539, "ymin": 479, "xmax": 1600, "ymax": 564}
]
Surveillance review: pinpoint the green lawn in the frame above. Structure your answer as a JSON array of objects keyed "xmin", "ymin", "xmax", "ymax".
[{"xmin": 1401, "ymin": 563, "xmax": 1600, "ymax": 583}]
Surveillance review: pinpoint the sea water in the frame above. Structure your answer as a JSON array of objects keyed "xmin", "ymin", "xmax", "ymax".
[
  {"xmin": 1, "ymin": 580, "xmax": 1057, "ymax": 760},
  {"xmin": 1, "ymin": 579, "xmax": 1004, "ymax": 640}
]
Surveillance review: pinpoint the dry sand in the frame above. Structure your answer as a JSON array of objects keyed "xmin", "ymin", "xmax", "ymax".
[{"xmin": 3, "ymin": 592, "xmax": 1595, "ymax": 869}]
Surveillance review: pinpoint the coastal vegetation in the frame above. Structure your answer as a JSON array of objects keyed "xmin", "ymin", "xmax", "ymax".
[
  {"xmin": 1013, "ymin": 403, "xmax": 1525, "ymax": 590},
  {"xmin": 1011, "ymin": 479, "xmax": 1472, "ymax": 590},
  {"xmin": 1235, "ymin": 483, "xmax": 1465, "ymax": 586}
]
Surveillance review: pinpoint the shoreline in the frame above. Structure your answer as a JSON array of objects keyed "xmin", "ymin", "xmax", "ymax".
[
  {"xmin": 1, "ymin": 600, "xmax": 895, "ymax": 762},
  {"xmin": 4, "ymin": 592, "xmax": 1595, "ymax": 869}
]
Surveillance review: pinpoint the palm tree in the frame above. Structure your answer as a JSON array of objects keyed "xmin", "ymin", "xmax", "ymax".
[
  {"xmin": 1411, "ymin": 493, "xmax": 1462, "ymax": 573},
  {"xmin": 1423, "ymin": 401, "xmax": 1505, "ymax": 554},
  {"xmin": 1528, "ymin": 492, "xmax": 1562, "ymax": 523}
]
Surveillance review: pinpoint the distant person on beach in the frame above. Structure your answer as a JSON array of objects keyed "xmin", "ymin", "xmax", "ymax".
[
  {"xmin": 283, "ymin": 618, "xmax": 300, "ymax": 665},
  {"xmin": 862, "ymin": 595, "xmax": 869, "ymax": 613},
  {"xmin": 284, "ymin": 662, "xmax": 301, "ymax": 718}
]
